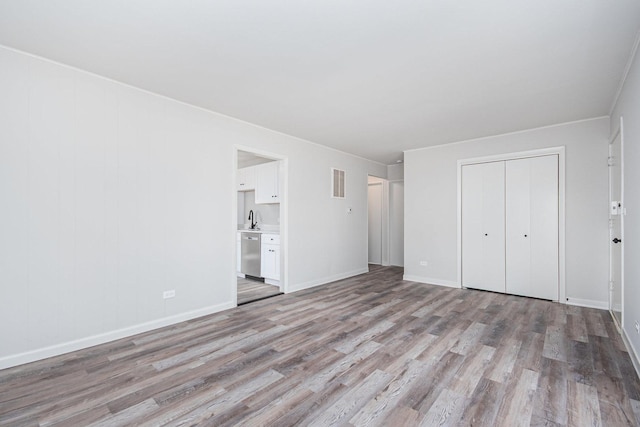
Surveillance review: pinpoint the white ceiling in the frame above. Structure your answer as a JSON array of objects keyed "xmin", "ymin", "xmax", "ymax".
[
  {"xmin": 237, "ymin": 150, "xmax": 275, "ymax": 169},
  {"xmin": 1, "ymin": 1, "xmax": 639, "ymax": 164}
]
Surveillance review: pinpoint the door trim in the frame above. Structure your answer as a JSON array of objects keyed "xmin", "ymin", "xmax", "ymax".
[
  {"xmin": 457, "ymin": 146, "xmax": 566, "ymax": 303},
  {"xmin": 608, "ymin": 117, "xmax": 625, "ymax": 328}
]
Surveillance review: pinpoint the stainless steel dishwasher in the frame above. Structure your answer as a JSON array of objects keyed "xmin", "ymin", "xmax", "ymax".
[{"xmin": 241, "ymin": 232, "xmax": 261, "ymax": 278}]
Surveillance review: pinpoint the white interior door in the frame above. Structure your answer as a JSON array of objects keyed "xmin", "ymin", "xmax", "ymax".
[
  {"xmin": 462, "ymin": 161, "xmax": 505, "ymax": 293},
  {"xmin": 389, "ymin": 181, "xmax": 404, "ymax": 267},
  {"xmin": 368, "ymin": 183, "xmax": 383, "ymax": 264},
  {"xmin": 506, "ymin": 155, "xmax": 559, "ymax": 300},
  {"xmin": 609, "ymin": 130, "xmax": 623, "ymax": 326}
]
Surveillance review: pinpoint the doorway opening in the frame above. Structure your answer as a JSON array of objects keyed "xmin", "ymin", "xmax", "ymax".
[
  {"xmin": 235, "ymin": 148, "xmax": 286, "ymax": 305},
  {"xmin": 368, "ymin": 176, "xmax": 385, "ymax": 267},
  {"xmin": 367, "ymin": 174, "xmax": 404, "ymax": 272}
]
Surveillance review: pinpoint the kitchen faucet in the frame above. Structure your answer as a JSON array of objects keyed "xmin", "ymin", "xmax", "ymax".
[{"xmin": 248, "ymin": 210, "xmax": 258, "ymax": 229}]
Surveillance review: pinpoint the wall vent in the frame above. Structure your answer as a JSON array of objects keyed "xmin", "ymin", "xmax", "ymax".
[{"xmin": 332, "ymin": 168, "xmax": 346, "ymax": 198}]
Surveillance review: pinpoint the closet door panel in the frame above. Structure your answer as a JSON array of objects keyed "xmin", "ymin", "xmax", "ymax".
[
  {"xmin": 505, "ymin": 158, "xmax": 532, "ymax": 297},
  {"xmin": 506, "ymin": 155, "xmax": 558, "ymax": 300},
  {"xmin": 462, "ymin": 162, "xmax": 505, "ymax": 293}
]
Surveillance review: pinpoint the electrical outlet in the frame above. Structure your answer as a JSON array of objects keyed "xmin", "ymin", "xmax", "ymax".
[
  {"xmin": 163, "ymin": 290, "xmax": 176, "ymax": 299},
  {"xmin": 635, "ymin": 320, "xmax": 639, "ymax": 334},
  {"xmin": 419, "ymin": 261, "xmax": 428, "ymax": 266}
]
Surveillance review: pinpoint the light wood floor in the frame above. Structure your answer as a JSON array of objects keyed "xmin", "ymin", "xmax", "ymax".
[
  {"xmin": 237, "ymin": 277, "xmax": 282, "ymax": 305},
  {"xmin": 1, "ymin": 267, "xmax": 639, "ymax": 426}
]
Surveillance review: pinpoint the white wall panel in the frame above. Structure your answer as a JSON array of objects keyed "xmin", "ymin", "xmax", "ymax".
[
  {"xmin": 389, "ymin": 181, "xmax": 404, "ymax": 267},
  {"xmin": 0, "ymin": 46, "xmax": 386, "ymax": 368},
  {"xmin": 0, "ymin": 48, "xmax": 30, "ymax": 354}
]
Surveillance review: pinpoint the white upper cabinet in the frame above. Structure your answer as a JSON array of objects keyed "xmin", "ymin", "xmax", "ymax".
[
  {"xmin": 237, "ymin": 167, "xmax": 256, "ymax": 191},
  {"xmin": 255, "ymin": 161, "xmax": 280, "ymax": 204}
]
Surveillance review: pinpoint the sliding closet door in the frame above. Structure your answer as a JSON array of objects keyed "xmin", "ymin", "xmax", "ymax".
[
  {"xmin": 505, "ymin": 155, "xmax": 559, "ymax": 300},
  {"xmin": 462, "ymin": 161, "xmax": 505, "ymax": 293}
]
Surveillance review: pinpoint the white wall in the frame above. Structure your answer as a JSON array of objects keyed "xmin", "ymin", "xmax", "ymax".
[
  {"xmin": 389, "ymin": 181, "xmax": 404, "ymax": 267},
  {"xmin": 242, "ymin": 191, "xmax": 280, "ymax": 228},
  {"xmin": 387, "ymin": 163, "xmax": 404, "ymax": 181},
  {"xmin": 610, "ymin": 39, "xmax": 640, "ymax": 368},
  {"xmin": 0, "ymin": 46, "xmax": 386, "ymax": 368},
  {"xmin": 404, "ymin": 117, "xmax": 610, "ymax": 305}
]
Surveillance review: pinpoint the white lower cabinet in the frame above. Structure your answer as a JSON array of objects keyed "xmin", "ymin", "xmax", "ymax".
[{"xmin": 261, "ymin": 233, "xmax": 280, "ymax": 282}]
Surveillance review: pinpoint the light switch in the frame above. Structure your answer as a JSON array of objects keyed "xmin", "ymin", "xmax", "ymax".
[{"xmin": 611, "ymin": 201, "xmax": 620, "ymax": 215}]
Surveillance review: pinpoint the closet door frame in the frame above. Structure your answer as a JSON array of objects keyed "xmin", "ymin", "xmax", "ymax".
[{"xmin": 457, "ymin": 146, "xmax": 566, "ymax": 303}]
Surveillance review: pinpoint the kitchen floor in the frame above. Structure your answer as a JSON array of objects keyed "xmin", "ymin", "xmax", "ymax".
[{"xmin": 237, "ymin": 277, "xmax": 282, "ymax": 305}]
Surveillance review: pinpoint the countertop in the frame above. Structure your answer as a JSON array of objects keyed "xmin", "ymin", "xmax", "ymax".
[{"xmin": 237, "ymin": 228, "xmax": 279, "ymax": 234}]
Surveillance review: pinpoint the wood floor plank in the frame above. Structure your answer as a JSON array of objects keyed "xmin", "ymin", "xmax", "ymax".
[
  {"xmin": 495, "ymin": 368, "xmax": 539, "ymax": 426},
  {"xmin": 568, "ymin": 380, "xmax": 603, "ymax": 427},
  {"xmin": 448, "ymin": 344, "xmax": 495, "ymax": 397},
  {"xmin": 164, "ymin": 369, "xmax": 283, "ymax": 426},
  {"xmin": 631, "ymin": 399, "xmax": 640, "ymax": 425},
  {"xmin": 566, "ymin": 312, "xmax": 589, "ymax": 343},
  {"xmin": 459, "ymin": 377, "xmax": 506, "ymax": 426},
  {"xmin": 306, "ymin": 369, "xmax": 393, "ymax": 426},
  {"xmin": 350, "ymin": 358, "xmax": 429, "ymax": 425},
  {"xmin": 531, "ymin": 357, "xmax": 568, "ymax": 425},
  {"xmin": 419, "ymin": 388, "xmax": 467, "ymax": 426},
  {"xmin": 485, "ymin": 337, "xmax": 522, "ymax": 383},
  {"xmin": 543, "ymin": 324, "xmax": 568, "ymax": 362},
  {"xmin": 0, "ymin": 266, "xmax": 638, "ymax": 426}
]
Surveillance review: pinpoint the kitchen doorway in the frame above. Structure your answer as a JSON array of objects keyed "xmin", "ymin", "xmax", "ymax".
[{"xmin": 234, "ymin": 147, "xmax": 287, "ymax": 305}]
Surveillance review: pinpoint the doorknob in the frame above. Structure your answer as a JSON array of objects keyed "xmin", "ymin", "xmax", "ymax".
[{"xmin": 613, "ymin": 238, "xmax": 622, "ymax": 244}]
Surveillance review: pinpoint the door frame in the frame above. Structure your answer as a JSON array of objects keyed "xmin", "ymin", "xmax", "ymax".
[
  {"xmin": 608, "ymin": 117, "xmax": 625, "ymax": 328},
  {"xmin": 367, "ymin": 181, "xmax": 384, "ymax": 265},
  {"xmin": 457, "ymin": 146, "xmax": 566, "ymax": 302},
  {"xmin": 233, "ymin": 145, "xmax": 289, "ymax": 306},
  {"xmin": 367, "ymin": 175, "xmax": 389, "ymax": 266},
  {"xmin": 388, "ymin": 180, "xmax": 405, "ymax": 267}
]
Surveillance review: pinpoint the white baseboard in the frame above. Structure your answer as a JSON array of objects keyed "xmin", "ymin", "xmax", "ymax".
[
  {"xmin": 565, "ymin": 297, "xmax": 608, "ymax": 310},
  {"xmin": 403, "ymin": 275, "xmax": 460, "ymax": 289},
  {"xmin": 290, "ymin": 268, "xmax": 369, "ymax": 293},
  {"xmin": 622, "ymin": 327, "xmax": 640, "ymax": 380},
  {"xmin": 0, "ymin": 301, "xmax": 235, "ymax": 370}
]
